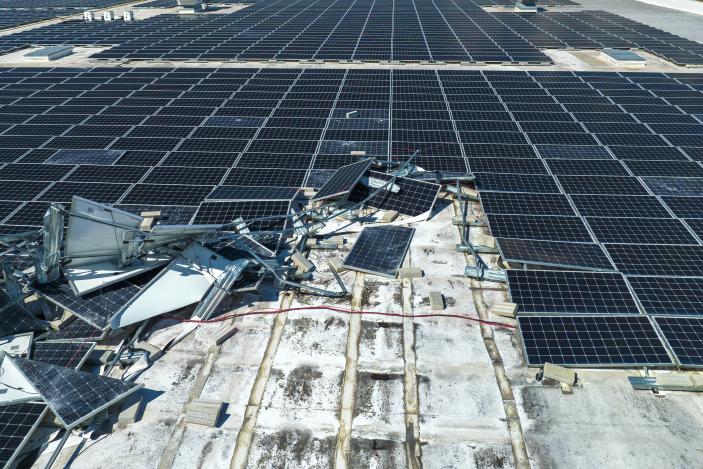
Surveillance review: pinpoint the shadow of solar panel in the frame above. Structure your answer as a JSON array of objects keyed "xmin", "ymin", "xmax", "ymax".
[
  {"xmin": 343, "ymin": 226, "xmax": 414, "ymax": 278},
  {"xmin": 347, "ymin": 171, "xmax": 440, "ymax": 217},
  {"xmin": 654, "ymin": 316, "xmax": 703, "ymax": 367},
  {"xmin": 32, "ymin": 341, "xmax": 95, "ymax": 369},
  {"xmin": 508, "ymin": 270, "xmax": 639, "ymax": 315},
  {"xmin": 629, "ymin": 277, "xmax": 703, "ymax": 316},
  {"xmin": 313, "ymin": 159, "xmax": 373, "ymax": 201},
  {"xmin": 497, "ymin": 238, "xmax": 614, "ymax": 271},
  {"xmin": 518, "ymin": 315, "xmax": 672, "ymax": 367},
  {"xmin": 11, "ymin": 356, "xmax": 141, "ymax": 428},
  {"xmin": 0, "ymin": 403, "xmax": 47, "ymax": 469}
]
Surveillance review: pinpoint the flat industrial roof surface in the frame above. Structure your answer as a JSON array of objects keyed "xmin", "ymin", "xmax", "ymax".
[{"xmin": 0, "ymin": 0, "xmax": 698, "ymax": 468}]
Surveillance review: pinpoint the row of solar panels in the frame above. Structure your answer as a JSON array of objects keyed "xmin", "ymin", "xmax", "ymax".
[{"xmin": 0, "ymin": 1, "xmax": 701, "ymax": 65}]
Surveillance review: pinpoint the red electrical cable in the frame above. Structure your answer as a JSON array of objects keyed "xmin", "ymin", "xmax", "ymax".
[{"xmin": 165, "ymin": 305, "xmax": 516, "ymax": 330}]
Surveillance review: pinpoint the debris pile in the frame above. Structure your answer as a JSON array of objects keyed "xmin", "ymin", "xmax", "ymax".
[{"xmin": 0, "ymin": 156, "xmax": 481, "ymax": 467}]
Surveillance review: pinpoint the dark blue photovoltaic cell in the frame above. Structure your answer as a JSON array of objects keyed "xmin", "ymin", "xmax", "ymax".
[{"xmin": 519, "ymin": 315, "xmax": 672, "ymax": 367}]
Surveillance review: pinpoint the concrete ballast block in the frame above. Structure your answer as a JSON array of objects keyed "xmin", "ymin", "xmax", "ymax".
[
  {"xmin": 490, "ymin": 302, "xmax": 517, "ymax": 318},
  {"xmin": 328, "ymin": 258, "xmax": 347, "ymax": 273},
  {"xmin": 428, "ymin": 291, "xmax": 444, "ymax": 311},
  {"xmin": 213, "ymin": 326, "xmax": 238, "ymax": 346},
  {"xmin": 291, "ymin": 251, "xmax": 314, "ymax": 272},
  {"xmin": 544, "ymin": 363, "xmax": 577, "ymax": 386},
  {"xmin": 118, "ymin": 392, "xmax": 143, "ymax": 424},
  {"xmin": 184, "ymin": 399, "xmax": 224, "ymax": 427},
  {"xmin": 398, "ymin": 267, "xmax": 422, "ymax": 279},
  {"xmin": 381, "ymin": 210, "xmax": 399, "ymax": 222}
]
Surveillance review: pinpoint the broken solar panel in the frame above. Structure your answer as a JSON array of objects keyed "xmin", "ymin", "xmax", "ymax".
[
  {"xmin": 0, "ymin": 402, "xmax": 47, "ymax": 469},
  {"xmin": 642, "ymin": 177, "xmax": 703, "ymax": 196},
  {"xmin": 0, "ymin": 291, "xmax": 48, "ymax": 338},
  {"xmin": 313, "ymin": 159, "xmax": 373, "ymax": 201},
  {"xmin": 518, "ymin": 315, "xmax": 673, "ymax": 367},
  {"xmin": 628, "ymin": 277, "xmax": 703, "ymax": 316},
  {"xmin": 31, "ymin": 341, "xmax": 95, "ymax": 369},
  {"xmin": 507, "ymin": 270, "xmax": 640, "ymax": 315},
  {"xmin": 654, "ymin": 316, "xmax": 703, "ymax": 367},
  {"xmin": 347, "ymin": 171, "xmax": 440, "ymax": 217},
  {"xmin": 343, "ymin": 226, "xmax": 414, "ymax": 278},
  {"xmin": 10, "ymin": 356, "xmax": 142, "ymax": 428},
  {"xmin": 496, "ymin": 238, "xmax": 614, "ymax": 271},
  {"xmin": 37, "ymin": 316, "xmax": 105, "ymax": 342},
  {"xmin": 45, "ymin": 149, "xmax": 125, "ymax": 166},
  {"xmin": 35, "ymin": 278, "xmax": 143, "ymax": 330}
]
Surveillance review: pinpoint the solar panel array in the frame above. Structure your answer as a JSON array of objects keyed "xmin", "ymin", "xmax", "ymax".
[
  {"xmin": 313, "ymin": 70, "xmax": 703, "ymax": 369},
  {"xmin": 0, "ymin": 66, "xmax": 701, "ymax": 367},
  {"xmin": 2, "ymin": 2, "xmax": 701, "ymax": 65},
  {"xmin": 0, "ymin": 9, "xmax": 65, "ymax": 31}
]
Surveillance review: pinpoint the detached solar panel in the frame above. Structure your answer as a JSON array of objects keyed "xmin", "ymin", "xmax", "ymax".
[
  {"xmin": 508, "ymin": 270, "xmax": 640, "ymax": 315},
  {"xmin": 347, "ymin": 171, "xmax": 440, "ymax": 217},
  {"xmin": 313, "ymin": 159, "xmax": 373, "ymax": 201},
  {"xmin": 518, "ymin": 315, "xmax": 673, "ymax": 367},
  {"xmin": 35, "ymin": 279, "xmax": 143, "ymax": 330},
  {"xmin": 654, "ymin": 316, "xmax": 703, "ymax": 367},
  {"xmin": 11, "ymin": 356, "xmax": 142, "ymax": 429},
  {"xmin": 343, "ymin": 226, "xmax": 414, "ymax": 278},
  {"xmin": 497, "ymin": 238, "xmax": 614, "ymax": 271}
]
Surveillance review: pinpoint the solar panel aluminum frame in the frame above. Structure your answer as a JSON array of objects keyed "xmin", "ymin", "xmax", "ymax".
[
  {"xmin": 312, "ymin": 158, "xmax": 373, "ymax": 202},
  {"xmin": 0, "ymin": 403, "xmax": 49, "ymax": 469},
  {"xmin": 32, "ymin": 341, "xmax": 95, "ymax": 370}
]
